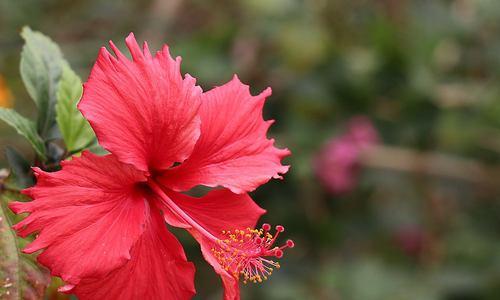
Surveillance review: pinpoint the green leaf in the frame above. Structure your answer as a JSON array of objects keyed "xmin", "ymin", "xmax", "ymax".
[
  {"xmin": 5, "ymin": 147, "xmax": 34, "ymax": 189},
  {"xmin": 87, "ymin": 143, "xmax": 108, "ymax": 156},
  {"xmin": 0, "ymin": 108, "xmax": 46, "ymax": 160},
  {"xmin": 20, "ymin": 26, "xmax": 64, "ymax": 140},
  {"xmin": 56, "ymin": 64, "xmax": 95, "ymax": 153},
  {"xmin": 0, "ymin": 192, "xmax": 50, "ymax": 299},
  {"xmin": 0, "ymin": 196, "xmax": 19, "ymax": 299}
]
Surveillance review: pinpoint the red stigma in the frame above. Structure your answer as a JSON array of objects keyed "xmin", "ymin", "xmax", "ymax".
[{"xmin": 275, "ymin": 249, "xmax": 283, "ymax": 258}]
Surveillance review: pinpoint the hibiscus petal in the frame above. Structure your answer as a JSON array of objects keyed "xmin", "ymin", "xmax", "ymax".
[
  {"xmin": 158, "ymin": 75, "xmax": 290, "ymax": 194},
  {"xmin": 161, "ymin": 189, "xmax": 266, "ymax": 300},
  {"xmin": 70, "ymin": 207, "xmax": 196, "ymax": 300},
  {"xmin": 9, "ymin": 152, "xmax": 148, "ymax": 285},
  {"xmin": 190, "ymin": 229, "xmax": 240, "ymax": 300},
  {"xmin": 79, "ymin": 33, "xmax": 202, "ymax": 172}
]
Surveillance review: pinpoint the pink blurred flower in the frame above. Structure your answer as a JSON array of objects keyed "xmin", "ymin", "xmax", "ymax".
[{"xmin": 314, "ymin": 116, "xmax": 379, "ymax": 195}]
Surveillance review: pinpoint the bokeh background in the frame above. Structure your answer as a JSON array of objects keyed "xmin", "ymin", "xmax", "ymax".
[{"xmin": 2, "ymin": 0, "xmax": 500, "ymax": 299}]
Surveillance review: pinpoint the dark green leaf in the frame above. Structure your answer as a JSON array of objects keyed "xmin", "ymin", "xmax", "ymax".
[
  {"xmin": 5, "ymin": 147, "xmax": 34, "ymax": 189},
  {"xmin": 0, "ymin": 192, "xmax": 50, "ymax": 299},
  {"xmin": 45, "ymin": 142, "xmax": 64, "ymax": 169},
  {"xmin": 0, "ymin": 108, "xmax": 46, "ymax": 160},
  {"xmin": 0, "ymin": 195, "xmax": 18, "ymax": 299},
  {"xmin": 20, "ymin": 26, "xmax": 64, "ymax": 140},
  {"xmin": 56, "ymin": 64, "xmax": 95, "ymax": 153}
]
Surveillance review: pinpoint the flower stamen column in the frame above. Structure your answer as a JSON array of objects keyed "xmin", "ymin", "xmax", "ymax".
[{"xmin": 148, "ymin": 180, "xmax": 294, "ymax": 283}]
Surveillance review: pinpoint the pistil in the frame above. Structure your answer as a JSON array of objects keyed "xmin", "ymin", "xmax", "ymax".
[
  {"xmin": 147, "ymin": 180, "xmax": 220, "ymax": 243},
  {"xmin": 147, "ymin": 180, "xmax": 294, "ymax": 283}
]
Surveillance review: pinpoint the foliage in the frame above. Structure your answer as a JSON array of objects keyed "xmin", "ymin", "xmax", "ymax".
[
  {"xmin": 0, "ymin": 108, "xmax": 45, "ymax": 160},
  {"xmin": 20, "ymin": 27, "xmax": 64, "ymax": 140},
  {"xmin": 0, "ymin": 191, "xmax": 50, "ymax": 300},
  {"xmin": 56, "ymin": 64, "xmax": 94, "ymax": 153}
]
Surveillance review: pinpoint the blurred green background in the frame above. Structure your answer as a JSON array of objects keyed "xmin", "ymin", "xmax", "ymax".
[{"xmin": 2, "ymin": 0, "xmax": 500, "ymax": 299}]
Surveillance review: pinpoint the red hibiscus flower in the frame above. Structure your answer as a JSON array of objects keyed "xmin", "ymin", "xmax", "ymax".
[{"xmin": 9, "ymin": 33, "xmax": 292, "ymax": 300}]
